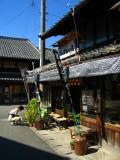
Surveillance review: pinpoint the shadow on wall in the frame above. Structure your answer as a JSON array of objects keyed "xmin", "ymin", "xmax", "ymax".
[{"xmin": 0, "ymin": 137, "xmax": 70, "ymax": 160}]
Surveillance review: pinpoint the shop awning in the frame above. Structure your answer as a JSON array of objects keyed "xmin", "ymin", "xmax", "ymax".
[{"xmin": 39, "ymin": 56, "xmax": 120, "ymax": 82}]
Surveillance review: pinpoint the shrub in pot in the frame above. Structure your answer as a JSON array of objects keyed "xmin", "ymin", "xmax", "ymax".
[
  {"xmin": 23, "ymin": 98, "xmax": 37, "ymax": 126},
  {"xmin": 34, "ymin": 107, "xmax": 46, "ymax": 130},
  {"xmin": 34, "ymin": 116, "xmax": 44, "ymax": 130},
  {"xmin": 70, "ymin": 113, "xmax": 87, "ymax": 155}
]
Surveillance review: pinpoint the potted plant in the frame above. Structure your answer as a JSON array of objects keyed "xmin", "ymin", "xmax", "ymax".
[
  {"xmin": 23, "ymin": 98, "xmax": 37, "ymax": 126},
  {"xmin": 34, "ymin": 107, "xmax": 45, "ymax": 130},
  {"xmin": 70, "ymin": 140, "xmax": 75, "ymax": 150},
  {"xmin": 74, "ymin": 132, "xmax": 87, "ymax": 155},
  {"xmin": 70, "ymin": 112, "xmax": 87, "ymax": 155}
]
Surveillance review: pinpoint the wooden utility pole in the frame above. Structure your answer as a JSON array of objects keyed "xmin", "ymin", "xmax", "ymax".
[
  {"xmin": 39, "ymin": 0, "xmax": 45, "ymax": 67},
  {"xmin": 39, "ymin": 0, "xmax": 46, "ymax": 99}
]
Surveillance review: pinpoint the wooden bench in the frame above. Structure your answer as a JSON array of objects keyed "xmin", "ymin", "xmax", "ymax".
[{"xmin": 50, "ymin": 109, "xmax": 67, "ymax": 129}]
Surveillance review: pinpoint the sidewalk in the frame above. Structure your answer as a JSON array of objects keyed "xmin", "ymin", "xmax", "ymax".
[{"xmin": 30, "ymin": 127, "xmax": 120, "ymax": 160}]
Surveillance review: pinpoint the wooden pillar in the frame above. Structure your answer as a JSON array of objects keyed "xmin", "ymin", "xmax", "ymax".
[
  {"xmin": 94, "ymin": 76, "xmax": 105, "ymax": 146},
  {"xmin": 99, "ymin": 76, "xmax": 107, "ymax": 143}
]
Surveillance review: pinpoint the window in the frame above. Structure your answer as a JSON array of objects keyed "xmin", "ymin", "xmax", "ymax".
[
  {"xmin": 96, "ymin": 15, "xmax": 107, "ymax": 44},
  {"xmin": 79, "ymin": 25, "xmax": 86, "ymax": 50},
  {"xmin": 79, "ymin": 21, "xmax": 94, "ymax": 50},
  {"xmin": 104, "ymin": 75, "xmax": 120, "ymax": 124},
  {"xmin": 82, "ymin": 90, "xmax": 95, "ymax": 118},
  {"xmin": 59, "ymin": 40, "xmax": 76, "ymax": 59},
  {"xmin": 85, "ymin": 20, "xmax": 94, "ymax": 48},
  {"xmin": 81, "ymin": 78, "xmax": 99, "ymax": 119},
  {"xmin": 108, "ymin": 11, "xmax": 120, "ymax": 40}
]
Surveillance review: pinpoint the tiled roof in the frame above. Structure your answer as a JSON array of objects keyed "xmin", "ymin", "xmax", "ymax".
[
  {"xmin": 40, "ymin": 55, "xmax": 120, "ymax": 82},
  {"xmin": 31, "ymin": 40, "xmax": 120, "ymax": 74},
  {"xmin": 40, "ymin": 0, "xmax": 119, "ymax": 39},
  {"xmin": 0, "ymin": 36, "xmax": 40, "ymax": 60}
]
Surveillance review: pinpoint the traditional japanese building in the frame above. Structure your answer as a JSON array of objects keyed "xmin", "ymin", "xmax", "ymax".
[
  {"xmin": 33, "ymin": 0, "xmax": 120, "ymax": 148},
  {"xmin": 0, "ymin": 36, "xmax": 40, "ymax": 104}
]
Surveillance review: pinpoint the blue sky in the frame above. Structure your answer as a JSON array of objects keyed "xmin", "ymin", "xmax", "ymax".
[{"xmin": 0, "ymin": 0, "xmax": 80, "ymax": 48}]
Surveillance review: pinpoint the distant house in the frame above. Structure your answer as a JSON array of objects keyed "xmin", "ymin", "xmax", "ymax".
[{"xmin": 0, "ymin": 36, "xmax": 40, "ymax": 104}]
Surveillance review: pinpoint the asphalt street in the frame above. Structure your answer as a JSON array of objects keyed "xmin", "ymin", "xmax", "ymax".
[{"xmin": 0, "ymin": 105, "xmax": 69, "ymax": 160}]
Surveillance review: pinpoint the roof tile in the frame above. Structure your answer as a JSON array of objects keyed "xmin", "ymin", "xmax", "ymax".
[{"xmin": 0, "ymin": 36, "xmax": 40, "ymax": 60}]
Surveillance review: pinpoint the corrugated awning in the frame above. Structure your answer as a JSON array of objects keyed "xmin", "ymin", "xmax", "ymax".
[{"xmin": 39, "ymin": 56, "xmax": 120, "ymax": 82}]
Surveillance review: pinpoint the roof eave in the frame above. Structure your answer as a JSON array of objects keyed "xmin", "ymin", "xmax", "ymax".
[
  {"xmin": 40, "ymin": 0, "xmax": 89, "ymax": 40},
  {"xmin": 40, "ymin": 0, "xmax": 119, "ymax": 40}
]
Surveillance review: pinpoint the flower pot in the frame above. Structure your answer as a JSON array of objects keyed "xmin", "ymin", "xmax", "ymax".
[
  {"xmin": 29, "ymin": 123, "xmax": 33, "ymax": 127},
  {"xmin": 74, "ymin": 136, "xmax": 87, "ymax": 155},
  {"xmin": 70, "ymin": 144, "xmax": 75, "ymax": 150},
  {"xmin": 33, "ymin": 123, "xmax": 36, "ymax": 128},
  {"xmin": 34, "ymin": 120, "xmax": 44, "ymax": 130}
]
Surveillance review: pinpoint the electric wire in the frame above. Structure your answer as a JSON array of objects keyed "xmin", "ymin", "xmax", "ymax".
[
  {"xmin": 1, "ymin": 5, "xmax": 31, "ymax": 29},
  {"xmin": 50, "ymin": 0, "xmax": 67, "ymax": 5}
]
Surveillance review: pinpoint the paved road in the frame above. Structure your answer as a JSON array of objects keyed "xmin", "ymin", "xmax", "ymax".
[{"xmin": 0, "ymin": 105, "xmax": 69, "ymax": 160}]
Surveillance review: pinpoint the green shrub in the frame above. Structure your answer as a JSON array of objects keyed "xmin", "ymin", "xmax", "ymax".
[{"xmin": 24, "ymin": 98, "xmax": 38, "ymax": 124}]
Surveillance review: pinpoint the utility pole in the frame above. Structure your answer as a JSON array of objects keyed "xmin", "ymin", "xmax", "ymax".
[
  {"xmin": 39, "ymin": 0, "xmax": 46, "ymax": 67},
  {"xmin": 38, "ymin": 0, "xmax": 46, "ymax": 102}
]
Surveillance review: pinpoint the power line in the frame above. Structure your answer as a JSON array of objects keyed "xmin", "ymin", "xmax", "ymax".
[
  {"xmin": 1, "ymin": 5, "xmax": 31, "ymax": 28},
  {"xmin": 1, "ymin": 0, "xmax": 40, "ymax": 29},
  {"xmin": 31, "ymin": 0, "xmax": 35, "ymax": 7},
  {"xmin": 47, "ymin": 12, "xmax": 60, "ymax": 18},
  {"xmin": 50, "ymin": 0, "xmax": 67, "ymax": 5}
]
